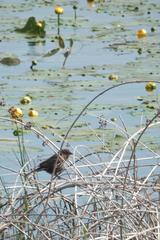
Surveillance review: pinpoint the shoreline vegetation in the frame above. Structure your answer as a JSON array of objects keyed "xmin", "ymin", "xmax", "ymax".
[
  {"xmin": 1, "ymin": 0, "xmax": 160, "ymax": 238},
  {"xmin": 1, "ymin": 81, "xmax": 160, "ymax": 239}
]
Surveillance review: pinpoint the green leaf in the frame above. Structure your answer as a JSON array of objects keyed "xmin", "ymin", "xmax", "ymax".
[
  {"xmin": 58, "ymin": 36, "xmax": 65, "ymax": 48},
  {"xmin": 15, "ymin": 17, "xmax": 46, "ymax": 38},
  {"xmin": 43, "ymin": 48, "xmax": 60, "ymax": 57}
]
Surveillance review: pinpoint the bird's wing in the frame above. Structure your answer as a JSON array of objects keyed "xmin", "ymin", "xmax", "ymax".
[{"xmin": 39, "ymin": 156, "xmax": 57, "ymax": 170}]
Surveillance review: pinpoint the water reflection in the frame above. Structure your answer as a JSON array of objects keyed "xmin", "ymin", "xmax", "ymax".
[
  {"xmin": 27, "ymin": 39, "xmax": 46, "ymax": 56},
  {"xmin": 27, "ymin": 40, "xmax": 46, "ymax": 47}
]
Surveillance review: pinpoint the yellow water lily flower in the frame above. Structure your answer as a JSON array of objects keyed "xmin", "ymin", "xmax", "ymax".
[
  {"xmin": 108, "ymin": 74, "xmax": 119, "ymax": 81},
  {"xmin": 136, "ymin": 29, "xmax": 147, "ymax": 38},
  {"xmin": 145, "ymin": 82, "xmax": 156, "ymax": 92},
  {"xmin": 55, "ymin": 6, "xmax": 64, "ymax": 14},
  {"xmin": 9, "ymin": 107, "xmax": 23, "ymax": 118},
  {"xmin": 36, "ymin": 21, "xmax": 43, "ymax": 28},
  {"xmin": 28, "ymin": 109, "xmax": 39, "ymax": 117}
]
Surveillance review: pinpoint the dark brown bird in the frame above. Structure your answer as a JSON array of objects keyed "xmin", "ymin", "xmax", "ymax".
[{"xmin": 34, "ymin": 149, "xmax": 72, "ymax": 175}]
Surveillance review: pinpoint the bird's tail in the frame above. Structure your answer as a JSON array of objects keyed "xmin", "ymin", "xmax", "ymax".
[
  {"xmin": 33, "ymin": 167, "xmax": 42, "ymax": 172},
  {"xmin": 25, "ymin": 167, "xmax": 41, "ymax": 177}
]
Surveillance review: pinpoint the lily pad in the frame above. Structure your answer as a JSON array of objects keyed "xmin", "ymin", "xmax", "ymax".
[{"xmin": 0, "ymin": 57, "xmax": 20, "ymax": 66}]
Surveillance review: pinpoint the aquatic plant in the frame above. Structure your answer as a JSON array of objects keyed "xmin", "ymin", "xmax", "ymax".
[
  {"xmin": 0, "ymin": 81, "xmax": 160, "ymax": 239},
  {"xmin": 54, "ymin": 6, "xmax": 64, "ymax": 36},
  {"xmin": 73, "ymin": 5, "xmax": 78, "ymax": 21},
  {"xmin": 15, "ymin": 16, "xmax": 46, "ymax": 37}
]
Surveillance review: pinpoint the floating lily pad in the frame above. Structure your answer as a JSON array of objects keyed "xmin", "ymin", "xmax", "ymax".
[{"xmin": 0, "ymin": 57, "xmax": 20, "ymax": 66}]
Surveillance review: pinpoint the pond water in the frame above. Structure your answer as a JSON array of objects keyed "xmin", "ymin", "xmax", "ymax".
[{"xmin": 0, "ymin": 0, "xmax": 160, "ymax": 182}]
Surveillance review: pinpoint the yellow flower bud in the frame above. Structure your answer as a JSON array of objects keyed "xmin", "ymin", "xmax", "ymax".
[
  {"xmin": 108, "ymin": 74, "xmax": 119, "ymax": 81},
  {"xmin": 20, "ymin": 96, "xmax": 32, "ymax": 105},
  {"xmin": 9, "ymin": 107, "xmax": 23, "ymax": 119},
  {"xmin": 55, "ymin": 6, "xmax": 64, "ymax": 14},
  {"xmin": 28, "ymin": 109, "xmax": 39, "ymax": 117},
  {"xmin": 36, "ymin": 21, "xmax": 43, "ymax": 28},
  {"xmin": 136, "ymin": 29, "xmax": 147, "ymax": 38},
  {"xmin": 145, "ymin": 82, "xmax": 156, "ymax": 92}
]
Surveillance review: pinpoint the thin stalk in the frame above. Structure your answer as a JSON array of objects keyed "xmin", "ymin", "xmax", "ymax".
[{"xmin": 57, "ymin": 14, "xmax": 60, "ymax": 35}]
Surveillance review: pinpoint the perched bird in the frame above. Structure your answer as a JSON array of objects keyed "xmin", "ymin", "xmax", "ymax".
[{"xmin": 33, "ymin": 149, "xmax": 72, "ymax": 175}]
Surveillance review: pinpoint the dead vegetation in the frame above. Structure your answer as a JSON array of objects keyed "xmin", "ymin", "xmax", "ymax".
[{"xmin": 0, "ymin": 82, "xmax": 160, "ymax": 239}]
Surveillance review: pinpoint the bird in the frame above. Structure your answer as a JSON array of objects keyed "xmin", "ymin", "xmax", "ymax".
[{"xmin": 33, "ymin": 149, "xmax": 72, "ymax": 176}]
